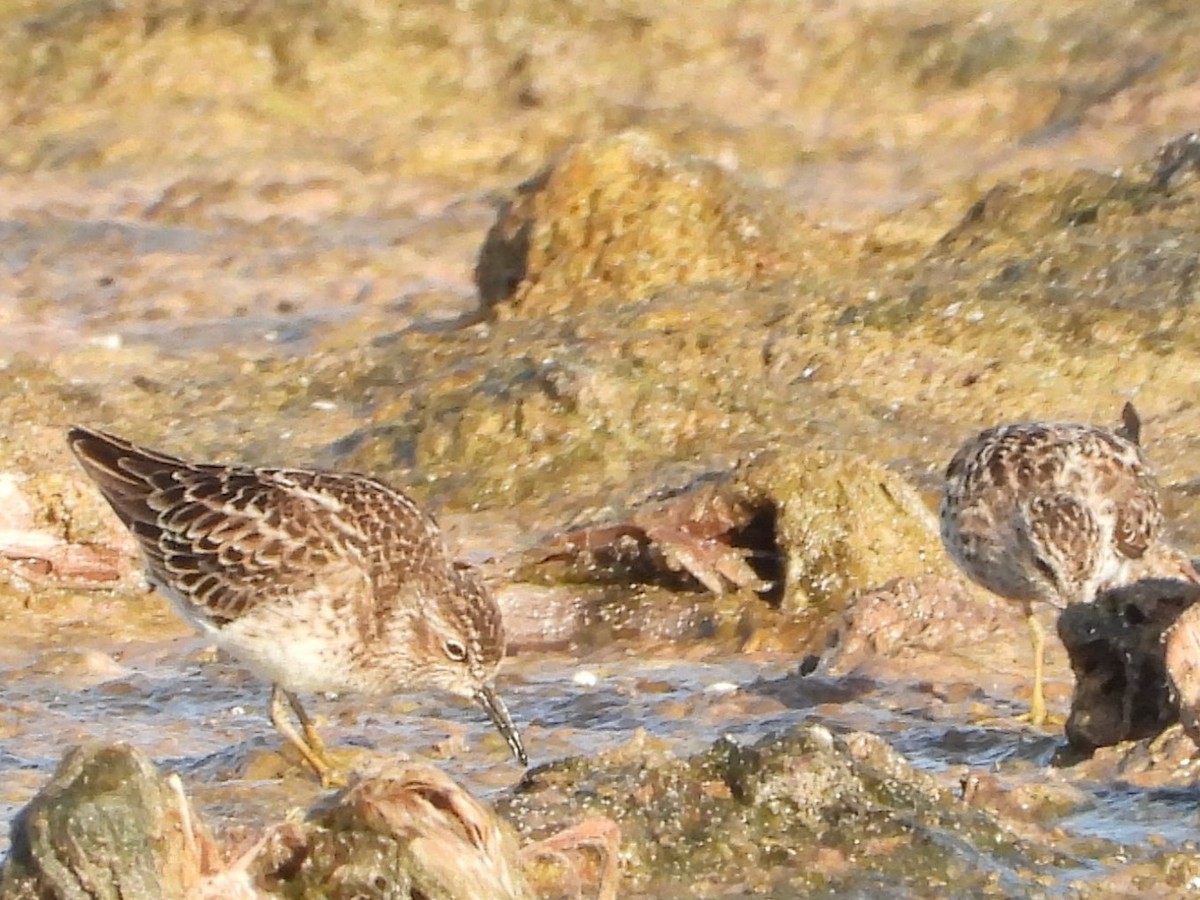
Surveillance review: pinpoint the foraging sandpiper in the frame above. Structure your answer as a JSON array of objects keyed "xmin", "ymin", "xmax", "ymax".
[
  {"xmin": 69, "ymin": 426, "xmax": 527, "ymax": 785},
  {"xmin": 939, "ymin": 403, "xmax": 1195, "ymax": 725}
]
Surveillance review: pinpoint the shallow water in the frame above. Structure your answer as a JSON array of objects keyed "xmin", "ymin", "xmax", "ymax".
[{"xmin": 4, "ymin": 600, "xmax": 1200, "ymax": 893}]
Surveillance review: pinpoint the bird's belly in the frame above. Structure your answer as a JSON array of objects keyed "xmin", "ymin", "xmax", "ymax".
[
  {"xmin": 966, "ymin": 558, "xmax": 1046, "ymax": 604},
  {"xmin": 943, "ymin": 522, "xmax": 1047, "ymax": 603},
  {"xmin": 148, "ymin": 575, "xmax": 373, "ymax": 695},
  {"xmin": 213, "ymin": 619, "xmax": 366, "ymax": 695}
]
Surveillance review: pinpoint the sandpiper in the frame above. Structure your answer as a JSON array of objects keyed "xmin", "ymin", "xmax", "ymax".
[
  {"xmin": 68, "ymin": 426, "xmax": 527, "ymax": 786},
  {"xmin": 939, "ymin": 403, "xmax": 1196, "ymax": 725}
]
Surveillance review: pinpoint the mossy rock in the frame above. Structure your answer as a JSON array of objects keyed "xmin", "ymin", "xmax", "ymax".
[
  {"xmin": 0, "ymin": 744, "xmax": 196, "ymax": 900},
  {"xmin": 504, "ymin": 724, "xmax": 1060, "ymax": 895},
  {"xmin": 739, "ymin": 450, "xmax": 951, "ymax": 613},
  {"xmin": 476, "ymin": 130, "xmax": 838, "ymax": 315}
]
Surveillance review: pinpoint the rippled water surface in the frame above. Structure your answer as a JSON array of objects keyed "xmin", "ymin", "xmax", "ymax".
[{"xmin": 5, "ymin": 605, "xmax": 1200, "ymax": 882}]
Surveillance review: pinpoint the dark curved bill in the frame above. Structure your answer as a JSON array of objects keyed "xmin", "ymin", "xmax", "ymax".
[{"xmin": 475, "ymin": 684, "xmax": 528, "ymax": 766}]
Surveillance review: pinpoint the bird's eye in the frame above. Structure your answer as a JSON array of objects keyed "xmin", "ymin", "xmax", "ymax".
[{"xmin": 443, "ymin": 639, "xmax": 468, "ymax": 662}]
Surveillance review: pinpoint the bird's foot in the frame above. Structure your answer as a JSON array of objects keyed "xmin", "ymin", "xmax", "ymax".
[
  {"xmin": 269, "ymin": 685, "xmax": 349, "ymax": 788},
  {"xmin": 968, "ymin": 703, "xmax": 1065, "ymax": 729},
  {"xmin": 1010, "ymin": 709, "xmax": 1066, "ymax": 729},
  {"xmin": 313, "ymin": 760, "xmax": 347, "ymax": 790}
]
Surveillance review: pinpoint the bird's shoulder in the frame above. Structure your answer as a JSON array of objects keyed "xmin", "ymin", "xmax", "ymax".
[{"xmin": 145, "ymin": 466, "xmax": 439, "ymax": 623}]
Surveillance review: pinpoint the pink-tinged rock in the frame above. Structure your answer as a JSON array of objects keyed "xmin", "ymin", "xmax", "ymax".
[{"xmin": 1165, "ymin": 600, "xmax": 1200, "ymax": 750}]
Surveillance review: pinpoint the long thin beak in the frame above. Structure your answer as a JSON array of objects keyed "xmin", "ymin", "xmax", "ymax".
[{"xmin": 474, "ymin": 683, "xmax": 527, "ymax": 766}]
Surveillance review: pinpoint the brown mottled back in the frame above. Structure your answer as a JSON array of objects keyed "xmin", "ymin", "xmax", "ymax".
[
  {"xmin": 940, "ymin": 411, "xmax": 1182, "ymax": 609},
  {"xmin": 69, "ymin": 427, "xmax": 443, "ymax": 632}
]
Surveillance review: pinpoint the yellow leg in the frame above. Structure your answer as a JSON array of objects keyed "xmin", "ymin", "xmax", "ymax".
[
  {"xmin": 967, "ymin": 609, "xmax": 1058, "ymax": 728},
  {"xmin": 269, "ymin": 685, "xmax": 345, "ymax": 788},
  {"xmin": 1024, "ymin": 613, "xmax": 1048, "ymax": 727},
  {"xmin": 286, "ymin": 689, "xmax": 333, "ymax": 763}
]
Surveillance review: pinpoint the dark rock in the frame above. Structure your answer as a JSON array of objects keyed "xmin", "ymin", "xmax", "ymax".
[{"xmin": 1057, "ymin": 578, "xmax": 1200, "ymax": 752}]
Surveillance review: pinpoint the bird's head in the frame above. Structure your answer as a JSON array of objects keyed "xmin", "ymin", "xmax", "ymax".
[{"xmin": 402, "ymin": 563, "xmax": 527, "ymax": 766}]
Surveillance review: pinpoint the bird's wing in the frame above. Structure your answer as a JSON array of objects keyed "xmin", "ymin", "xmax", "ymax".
[{"xmin": 69, "ymin": 426, "xmax": 372, "ymax": 625}]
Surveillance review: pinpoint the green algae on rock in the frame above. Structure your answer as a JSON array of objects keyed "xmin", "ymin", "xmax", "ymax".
[
  {"xmin": 475, "ymin": 130, "xmax": 841, "ymax": 316},
  {"xmin": 855, "ymin": 155, "xmax": 1200, "ymax": 356},
  {"xmin": 739, "ymin": 450, "xmax": 949, "ymax": 613},
  {"xmin": 503, "ymin": 723, "xmax": 1063, "ymax": 897},
  {"xmin": 4, "ymin": 748, "xmax": 606, "ymax": 900},
  {"xmin": 0, "ymin": 743, "xmax": 204, "ymax": 900},
  {"xmin": 517, "ymin": 449, "xmax": 949, "ymax": 615},
  {"xmin": 5, "ymin": 0, "xmax": 1200, "ymax": 201}
]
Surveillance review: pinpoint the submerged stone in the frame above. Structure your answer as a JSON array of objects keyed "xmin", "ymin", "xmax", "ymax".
[
  {"xmin": 0, "ymin": 743, "xmax": 199, "ymax": 900},
  {"xmin": 821, "ymin": 573, "xmax": 1022, "ymax": 676}
]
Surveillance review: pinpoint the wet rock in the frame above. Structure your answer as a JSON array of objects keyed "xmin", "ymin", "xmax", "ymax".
[
  {"xmin": 1, "ymin": 748, "xmax": 619, "ymax": 900},
  {"xmin": 261, "ymin": 763, "xmax": 623, "ymax": 900},
  {"xmin": 958, "ymin": 769, "xmax": 1091, "ymax": 825},
  {"xmin": 0, "ymin": 473, "xmax": 124, "ymax": 591},
  {"xmin": 1149, "ymin": 131, "xmax": 1200, "ymax": 192},
  {"xmin": 822, "ymin": 574, "xmax": 1021, "ymax": 675},
  {"xmin": 858, "ymin": 131, "xmax": 1200, "ymax": 357},
  {"xmin": 0, "ymin": 743, "xmax": 200, "ymax": 900},
  {"xmin": 1075, "ymin": 723, "xmax": 1200, "ymax": 791},
  {"xmin": 729, "ymin": 450, "xmax": 952, "ymax": 613},
  {"xmin": 475, "ymin": 130, "xmax": 831, "ymax": 315},
  {"xmin": 520, "ymin": 816, "xmax": 620, "ymax": 900},
  {"xmin": 0, "ymin": 535, "xmax": 122, "ymax": 590},
  {"xmin": 520, "ymin": 450, "xmax": 950, "ymax": 615},
  {"xmin": 1165, "ymin": 601, "xmax": 1200, "ymax": 750},
  {"xmin": 522, "ymin": 466, "xmax": 775, "ymax": 598},
  {"xmin": 264, "ymin": 763, "xmax": 529, "ymax": 900},
  {"xmin": 503, "ymin": 723, "xmax": 1065, "ymax": 896},
  {"xmin": 1057, "ymin": 578, "xmax": 1200, "ymax": 752}
]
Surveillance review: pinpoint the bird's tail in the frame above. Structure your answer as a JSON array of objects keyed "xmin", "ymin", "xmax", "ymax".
[{"xmin": 67, "ymin": 427, "xmax": 186, "ymax": 531}]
